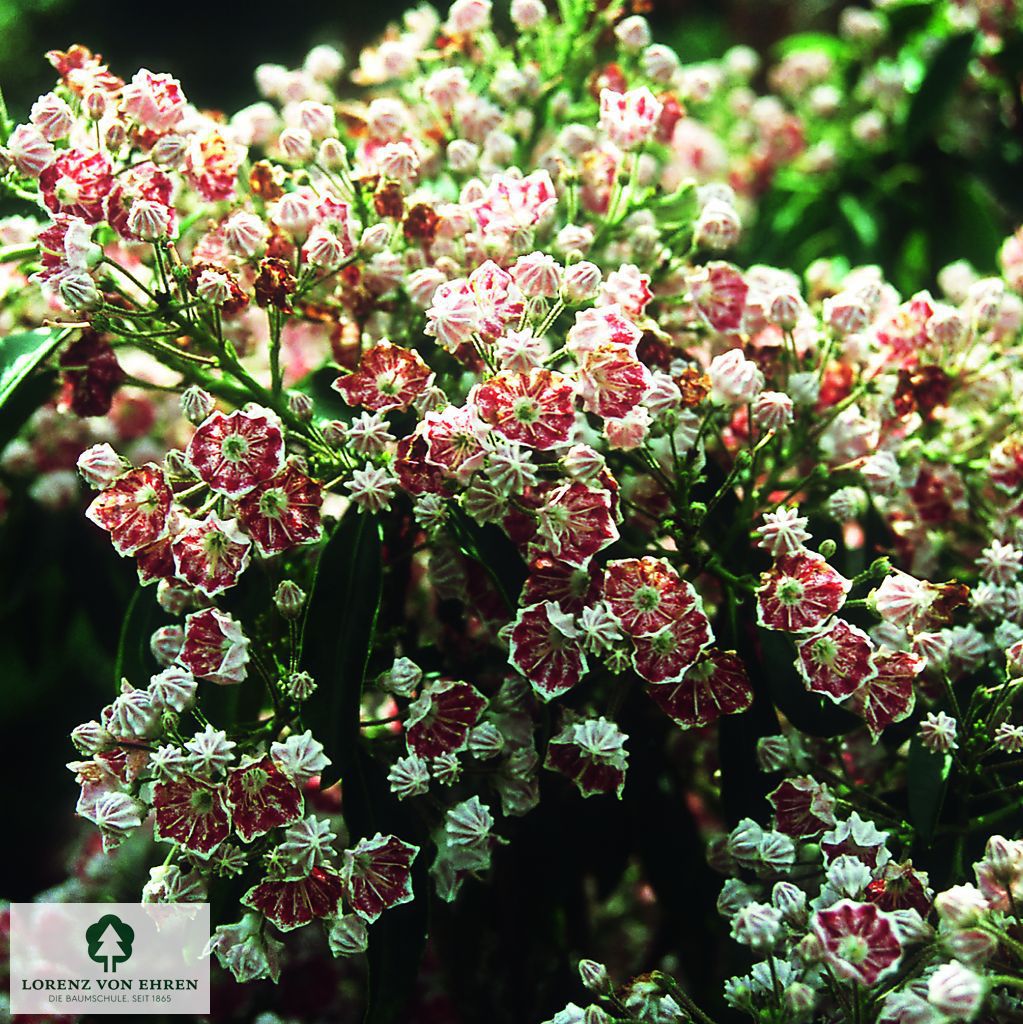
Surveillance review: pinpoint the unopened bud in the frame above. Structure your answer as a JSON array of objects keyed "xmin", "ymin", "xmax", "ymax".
[{"xmin": 274, "ymin": 580, "xmax": 307, "ymax": 620}]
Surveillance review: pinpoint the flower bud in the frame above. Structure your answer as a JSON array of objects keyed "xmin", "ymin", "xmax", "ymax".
[
  {"xmin": 562, "ymin": 261, "xmax": 602, "ymax": 302},
  {"xmin": 151, "ymin": 625, "xmax": 184, "ymax": 667},
  {"xmin": 180, "ymin": 386, "xmax": 215, "ymax": 425},
  {"xmin": 285, "ymin": 671, "xmax": 316, "ymax": 700},
  {"xmin": 927, "ymin": 962, "xmax": 985, "ymax": 1021},
  {"xmin": 578, "ymin": 959, "xmax": 610, "ymax": 995},
  {"xmin": 77, "ymin": 443, "xmax": 124, "ymax": 489},
  {"xmin": 274, "ymin": 580, "xmax": 307, "ymax": 620},
  {"xmin": 288, "ymin": 391, "xmax": 314, "ymax": 422}
]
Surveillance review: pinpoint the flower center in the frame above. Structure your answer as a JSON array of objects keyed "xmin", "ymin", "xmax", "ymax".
[
  {"xmin": 189, "ymin": 788, "xmax": 215, "ymax": 814},
  {"xmin": 810, "ymin": 636, "xmax": 838, "ymax": 668},
  {"xmin": 258, "ymin": 488, "xmax": 289, "ymax": 519},
  {"xmin": 242, "ymin": 768, "xmax": 269, "ymax": 792},
  {"xmin": 376, "ymin": 371, "xmax": 400, "ymax": 396},
  {"xmin": 633, "ymin": 585, "xmax": 661, "ymax": 612},
  {"xmin": 513, "ymin": 397, "xmax": 540, "ymax": 424},
  {"xmin": 55, "ymin": 176, "xmax": 81, "ymax": 204},
  {"xmin": 776, "ymin": 577, "xmax": 805, "ymax": 605},
  {"xmin": 836, "ymin": 934, "xmax": 869, "ymax": 964},
  {"xmin": 220, "ymin": 432, "xmax": 251, "ymax": 463},
  {"xmin": 136, "ymin": 484, "xmax": 160, "ymax": 513}
]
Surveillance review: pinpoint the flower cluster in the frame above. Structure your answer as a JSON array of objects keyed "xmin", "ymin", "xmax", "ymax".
[{"xmin": 1, "ymin": 0, "xmax": 1022, "ymax": 1018}]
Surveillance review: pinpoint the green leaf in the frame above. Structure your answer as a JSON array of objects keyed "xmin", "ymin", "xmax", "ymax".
[
  {"xmin": 0, "ymin": 327, "xmax": 63, "ymax": 412},
  {"xmin": 299, "ymin": 508, "xmax": 384, "ymax": 789},
  {"xmin": 902, "ymin": 33, "xmax": 975, "ymax": 151},
  {"xmin": 837, "ymin": 193, "xmax": 879, "ymax": 251},
  {"xmin": 774, "ymin": 32, "xmax": 851, "ymax": 63},
  {"xmin": 113, "ymin": 589, "xmax": 172, "ymax": 691},
  {"xmin": 907, "ymin": 736, "xmax": 951, "ymax": 844}
]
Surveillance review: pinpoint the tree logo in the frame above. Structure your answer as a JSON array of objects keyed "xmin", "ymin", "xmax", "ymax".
[{"xmin": 85, "ymin": 914, "xmax": 135, "ymax": 973}]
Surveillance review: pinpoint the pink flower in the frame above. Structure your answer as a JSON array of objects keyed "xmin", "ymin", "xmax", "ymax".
[
  {"xmin": 604, "ymin": 557, "xmax": 693, "ymax": 637},
  {"xmin": 184, "ymin": 131, "xmax": 245, "ymax": 202},
  {"xmin": 7, "ymin": 123, "xmax": 56, "ymax": 176},
  {"xmin": 846, "ymin": 649, "xmax": 922, "ymax": 741},
  {"xmin": 425, "ymin": 280, "xmax": 480, "ymax": 350},
  {"xmin": 532, "ymin": 481, "xmax": 619, "ymax": 568},
  {"xmin": 186, "ymin": 406, "xmax": 285, "ymax": 498},
  {"xmin": 599, "ymin": 87, "xmax": 663, "ymax": 149},
  {"xmin": 598, "ymin": 264, "xmax": 653, "ymax": 319},
  {"xmin": 120, "ymin": 69, "xmax": 187, "ymax": 132},
  {"xmin": 578, "ymin": 345, "xmax": 651, "ymax": 419},
  {"xmin": 812, "ymin": 900, "xmax": 902, "ymax": 985},
  {"xmin": 768, "ymin": 776, "xmax": 837, "ymax": 837},
  {"xmin": 39, "ymin": 149, "xmax": 113, "ymax": 222},
  {"xmin": 632, "ymin": 602, "xmax": 714, "ymax": 685},
  {"xmin": 567, "ymin": 304, "xmax": 642, "ymax": 357},
  {"xmin": 756, "ymin": 552, "xmax": 851, "ymax": 633},
  {"xmin": 796, "ymin": 619, "xmax": 876, "ymax": 702},
  {"xmin": 153, "ymin": 777, "xmax": 232, "ymax": 856},
  {"xmin": 708, "ymin": 348, "xmax": 764, "ymax": 405},
  {"xmin": 471, "ymin": 169, "xmax": 557, "ymax": 237},
  {"xmin": 243, "ymin": 867, "xmax": 345, "ymax": 931},
  {"xmin": 689, "ymin": 262, "xmax": 749, "ymax": 332}
]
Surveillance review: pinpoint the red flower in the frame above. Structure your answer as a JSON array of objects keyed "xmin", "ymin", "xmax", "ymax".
[
  {"xmin": 688, "ymin": 262, "xmax": 748, "ymax": 332},
  {"xmin": 332, "ymin": 341, "xmax": 434, "ymax": 412},
  {"xmin": 472, "ymin": 369, "xmax": 576, "ymax": 450},
  {"xmin": 865, "ymin": 862, "xmax": 933, "ymax": 916},
  {"xmin": 341, "ymin": 833, "xmax": 419, "ymax": 922},
  {"xmin": 756, "ymin": 552, "xmax": 851, "ymax": 633},
  {"xmin": 405, "ymin": 679, "xmax": 487, "ymax": 758},
  {"xmin": 171, "ymin": 512, "xmax": 252, "ymax": 597},
  {"xmin": 39, "ymin": 149, "xmax": 113, "ymax": 222},
  {"xmin": 86, "ymin": 464, "xmax": 172, "ymax": 556},
  {"xmin": 60, "ymin": 332, "xmax": 125, "ymax": 417},
  {"xmin": 243, "ymin": 866, "xmax": 344, "ymax": 931},
  {"xmin": 532, "ymin": 482, "xmax": 619, "ymax": 568},
  {"xmin": 632, "ymin": 604, "xmax": 714, "ymax": 684},
  {"xmin": 394, "ymin": 433, "xmax": 446, "ymax": 495},
  {"xmin": 186, "ymin": 407, "xmax": 285, "ymax": 498},
  {"xmin": 768, "ymin": 776, "xmax": 837, "ymax": 837},
  {"xmin": 812, "ymin": 900, "xmax": 902, "ymax": 985},
  {"xmin": 226, "ymin": 756, "xmax": 304, "ymax": 843},
  {"xmin": 153, "ymin": 777, "xmax": 231, "ymax": 857},
  {"xmin": 235, "ymin": 466, "xmax": 323, "ymax": 557},
  {"xmin": 797, "ymin": 619, "xmax": 876, "ymax": 702},
  {"xmin": 646, "ymin": 649, "xmax": 752, "ymax": 728},
  {"xmin": 845, "ymin": 649, "xmax": 922, "ymax": 742},
  {"xmin": 544, "ymin": 718, "xmax": 628, "ymax": 799},
  {"xmin": 521, "ymin": 557, "xmax": 602, "ymax": 615},
  {"xmin": 604, "ymin": 557, "xmax": 696, "ymax": 637},
  {"xmin": 178, "ymin": 608, "xmax": 249, "ymax": 685},
  {"xmin": 509, "ymin": 601, "xmax": 588, "ymax": 702}
]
